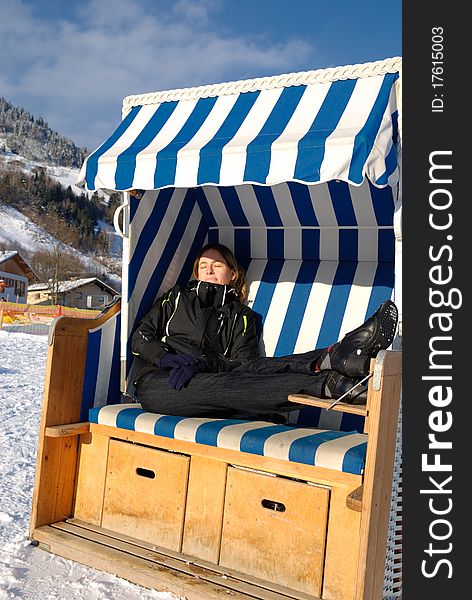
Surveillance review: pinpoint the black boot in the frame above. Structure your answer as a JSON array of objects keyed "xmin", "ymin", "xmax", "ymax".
[
  {"xmin": 322, "ymin": 371, "xmax": 367, "ymax": 405},
  {"xmin": 324, "ymin": 300, "xmax": 398, "ymax": 378}
]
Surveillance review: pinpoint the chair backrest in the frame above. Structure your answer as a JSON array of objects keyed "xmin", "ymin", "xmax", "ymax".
[{"xmin": 244, "ymin": 258, "xmax": 393, "ymax": 357}]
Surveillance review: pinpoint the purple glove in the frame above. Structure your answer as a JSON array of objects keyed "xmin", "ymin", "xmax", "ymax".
[
  {"xmin": 168, "ymin": 361, "xmax": 206, "ymax": 390},
  {"xmin": 159, "ymin": 352, "xmax": 202, "ymax": 370}
]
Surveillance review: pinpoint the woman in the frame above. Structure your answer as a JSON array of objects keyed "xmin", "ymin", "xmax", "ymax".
[{"xmin": 132, "ymin": 243, "xmax": 398, "ymax": 420}]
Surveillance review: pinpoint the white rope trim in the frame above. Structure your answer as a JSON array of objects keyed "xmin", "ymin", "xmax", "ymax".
[{"xmin": 122, "ymin": 56, "xmax": 402, "ymax": 117}]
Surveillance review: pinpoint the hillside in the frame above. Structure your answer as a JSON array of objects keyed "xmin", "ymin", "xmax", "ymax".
[
  {"xmin": 0, "ymin": 203, "xmax": 122, "ymax": 291},
  {"xmin": 0, "ymin": 97, "xmax": 88, "ymax": 168},
  {"xmin": 0, "ymin": 98, "xmax": 122, "ymax": 289}
]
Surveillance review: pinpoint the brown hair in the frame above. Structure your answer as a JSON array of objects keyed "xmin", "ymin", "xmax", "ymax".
[{"xmin": 193, "ymin": 243, "xmax": 247, "ymax": 302}]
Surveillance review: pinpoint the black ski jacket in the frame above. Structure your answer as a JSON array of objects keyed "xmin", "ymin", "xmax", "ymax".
[{"xmin": 131, "ymin": 280, "xmax": 260, "ymax": 384}]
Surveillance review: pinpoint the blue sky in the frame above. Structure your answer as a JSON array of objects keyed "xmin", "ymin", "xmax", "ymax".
[{"xmin": 1, "ymin": 0, "xmax": 401, "ymax": 151}]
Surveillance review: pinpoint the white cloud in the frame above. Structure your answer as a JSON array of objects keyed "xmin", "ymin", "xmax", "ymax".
[{"xmin": 0, "ymin": 0, "xmax": 316, "ymax": 150}]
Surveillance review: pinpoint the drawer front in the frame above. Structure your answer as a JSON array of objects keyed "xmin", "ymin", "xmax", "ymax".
[
  {"xmin": 101, "ymin": 440, "xmax": 189, "ymax": 550},
  {"xmin": 220, "ymin": 467, "xmax": 330, "ymax": 596}
]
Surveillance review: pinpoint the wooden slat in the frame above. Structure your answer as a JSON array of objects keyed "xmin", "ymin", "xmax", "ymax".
[
  {"xmin": 45, "ymin": 423, "xmax": 90, "ymax": 437},
  {"xmin": 32, "ymin": 523, "xmax": 320, "ymax": 600},
  {"xmin": 321, "ymin": 483, "xmax": 362, "ymax": 600},
  {"xmin": 182, "ymin": 456, "xmax": 228, "ymax": 562},
  {"xmin": 288, "ymin": 394, "xmax": 367, "ymax": 416},
  {"xmin": 54, "ymin": 435, "xmax": 81, "ymax": 523},
  {"xmin": 65, "ymin": 517, "xmax": 319, "ymax": 599},
  {"xmin": 355, "ymin": 351, "xmax": 402, "ymax": 600},
  {"xmin": 31, "ymin": 435, "xmax": 80, "ymax": 529},
  {"xmin": 74, "ymin": 433, "xmax": 109, "ymax": 525}
]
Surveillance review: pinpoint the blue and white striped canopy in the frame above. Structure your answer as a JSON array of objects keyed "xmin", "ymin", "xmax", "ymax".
[{"xmin": 77, "ymin": 68, "xmax": 399, "ymax": 192}]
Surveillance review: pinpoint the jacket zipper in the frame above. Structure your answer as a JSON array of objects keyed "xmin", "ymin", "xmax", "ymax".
[
  {"xmin": 216, "ymin": 313, "xmax": 225, "ymax": 335},
  {"xmin": 165, "ymin": 291, "xmax": 181, "ymax": 337},
  {"xmin": 223, "ymin": 313, "xmax": 238, "ymax": 356}
]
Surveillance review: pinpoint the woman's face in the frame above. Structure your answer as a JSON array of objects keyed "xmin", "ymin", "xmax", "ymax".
[{"xmin": 197, "ymin": 248, "xmax": 235, "ymax": 285}]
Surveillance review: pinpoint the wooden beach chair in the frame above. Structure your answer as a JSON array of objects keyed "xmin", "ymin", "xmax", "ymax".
[{"xmin": 30, "ymin": 57, "xmax": 403, "ymax": 600}]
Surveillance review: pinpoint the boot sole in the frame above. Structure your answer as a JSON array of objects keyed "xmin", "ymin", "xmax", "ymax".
[{"xmin": 369, "ymin": 299, "xmax": 398, "ymax": 352}]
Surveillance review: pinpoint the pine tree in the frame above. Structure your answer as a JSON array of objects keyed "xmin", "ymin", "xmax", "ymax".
[{"xmin": 0, "ymin": 97, "xmax": 88, "ymax": 167}]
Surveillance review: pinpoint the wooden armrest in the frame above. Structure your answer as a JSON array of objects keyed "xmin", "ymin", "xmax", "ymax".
[
  {"xmin": 45, "ymin": 423, "xmax": 90, "ymax": 438},
  {"xmin": 346, "ymin": 485, "xmax": 363, "ymax": 512},
  {"xmin": 288, "ymin": 394, "xmax": 367, "ymax": 416}
]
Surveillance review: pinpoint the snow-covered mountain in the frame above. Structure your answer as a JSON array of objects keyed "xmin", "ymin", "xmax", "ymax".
[
  {"xmin": 0, "ymin": 97, "xmax": 87, "ymax": 168},
  {"xmin": 0, "ymin": 121, "xmax": 122, "ymax": 290},
  {"xmin": 0, "ymin": 98, "xmax": 122, "ymax": 290}
]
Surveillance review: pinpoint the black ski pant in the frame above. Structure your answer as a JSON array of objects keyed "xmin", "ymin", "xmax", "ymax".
[{"xmin": 136, "ymin": 350, "xmax": 325, "ymax": 420}]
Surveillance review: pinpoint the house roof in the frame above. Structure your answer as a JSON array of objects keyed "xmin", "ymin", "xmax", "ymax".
[
  {"xmin": 0, "ymin": 251, "xmax": 18, "ymax": 264},
  {"xmin": 29, "ymin": 277, "xmax": 119, "ymax": 295},
  {"xmin": 27, "ymin": 283, "xmax": 49, "ymax": 291},
  {"xmin": 0, "ymin": 251, "xmax": 39, "ymax": 282}
]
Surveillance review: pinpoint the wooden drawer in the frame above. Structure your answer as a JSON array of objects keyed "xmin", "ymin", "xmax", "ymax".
[
  {"xmin": 101, "ymin": 440, "xmax": 190, "ymax": 551},
  {"xmin": 219, "ymin": 467, "xmax": 330, "ymax": 596}
]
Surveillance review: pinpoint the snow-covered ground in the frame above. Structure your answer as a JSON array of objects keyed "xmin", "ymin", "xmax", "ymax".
[{"xmin": 0, "ymin": 329, "xmax": 176, "ymax": 600}]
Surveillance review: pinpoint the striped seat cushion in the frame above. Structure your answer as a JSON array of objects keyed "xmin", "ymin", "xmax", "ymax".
[{"xmin": 89, "ymin": 404, "xmax": 367, "ymax": 476}]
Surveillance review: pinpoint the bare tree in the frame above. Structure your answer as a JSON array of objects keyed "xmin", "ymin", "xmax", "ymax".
[{"xmin": 29, "ymin": 214, "xmax": 86, "ymax": 304}]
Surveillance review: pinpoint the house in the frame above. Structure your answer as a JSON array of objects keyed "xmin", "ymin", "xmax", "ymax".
[
  {"xmin": 27, "ymin": 277, "xmax": 119, "ymax": 309},
  {"xmin": 0, "ymin": 251, "xmax": 38, "ymax": 303}
]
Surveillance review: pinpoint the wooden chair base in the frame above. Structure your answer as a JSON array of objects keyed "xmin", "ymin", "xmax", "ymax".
[
  {"xmin": 32, "ymin": 519, "xmax": 321, "ymax": 600},
  {"xmin": 69, "ymin": 427, "xmax": 362, "ymax": 598},
  {"xmin": 29, "ymin": 308, "xmax": 402, "ymax": 600}
]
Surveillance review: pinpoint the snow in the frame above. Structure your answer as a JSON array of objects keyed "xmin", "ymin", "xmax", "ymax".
[
  {"xmin": 0, "ymin": 204, "xmax": 55, "ymax": 255},
  {"xmin": 0, "ymin": 329, "xmax": 177, "ymax": 600}
]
